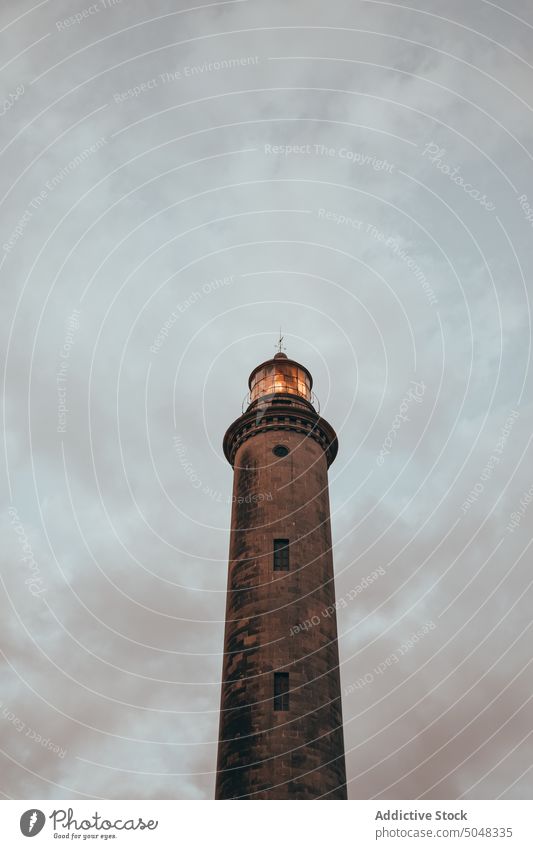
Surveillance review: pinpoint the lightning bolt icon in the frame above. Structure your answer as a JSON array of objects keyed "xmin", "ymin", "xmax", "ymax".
[{"xmin": 28, "ymin": 811, "xmax": 37, "ymax": 833}]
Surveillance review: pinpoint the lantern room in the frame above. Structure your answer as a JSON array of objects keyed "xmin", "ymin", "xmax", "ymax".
[{"xmin": 248, "ymin": 352, "xmax": 313, "ymax": 403}]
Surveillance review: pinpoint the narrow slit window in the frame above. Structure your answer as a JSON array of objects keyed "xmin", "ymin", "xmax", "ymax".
[
  {"xmin": 273, "ymin": 539, "xmax": 290, "ymax": 571},
  {"xmin": 273, "ymin": 672, "xmax": 289, "ymax": 711}
]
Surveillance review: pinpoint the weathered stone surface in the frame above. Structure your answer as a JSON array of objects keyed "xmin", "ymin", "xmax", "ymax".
[{"xmin": 216, "ymin": 406, "xmax": 347, "ymax": 800}]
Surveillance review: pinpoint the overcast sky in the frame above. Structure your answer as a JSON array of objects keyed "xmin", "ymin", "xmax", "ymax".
[{"xmin": 1, "ymin": 0, "xmax": 533, "ymax": 800}]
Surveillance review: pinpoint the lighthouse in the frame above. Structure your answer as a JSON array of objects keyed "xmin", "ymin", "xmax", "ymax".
[{"xmin": 215, "ymin": 347, "xmax": 347, "ymax": 799}]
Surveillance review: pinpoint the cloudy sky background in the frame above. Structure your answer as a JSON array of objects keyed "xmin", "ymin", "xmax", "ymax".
[{"xmin": 1, "ymin": 0, "xmax": 533, "ymax": 799}]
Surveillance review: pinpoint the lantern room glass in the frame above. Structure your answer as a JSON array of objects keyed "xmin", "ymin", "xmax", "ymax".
[{"xmin": 250, "ymin": 362, "xmax": 312, "ymax": 402}]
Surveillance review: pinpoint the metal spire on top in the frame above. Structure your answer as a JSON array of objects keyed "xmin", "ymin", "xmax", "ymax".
[{"xmin": 275, "ymin": 328, "xmax": 286, "ymax": 355}]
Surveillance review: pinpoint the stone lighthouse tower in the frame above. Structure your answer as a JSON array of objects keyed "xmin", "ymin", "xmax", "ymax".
[{"xmin": 215, "ymin": 348, "xmax": 347, "ymax": 799}]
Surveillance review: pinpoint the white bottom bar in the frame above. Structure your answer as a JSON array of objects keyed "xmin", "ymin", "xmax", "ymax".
[{"xmin": 1, "ymin": 800, "xmax": 530, "ymax": 848}]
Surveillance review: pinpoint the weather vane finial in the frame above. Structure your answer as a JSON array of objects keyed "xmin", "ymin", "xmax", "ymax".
[{"xmin": 276, "ymin": 328, "xmax": 286, "ymax": 355}]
